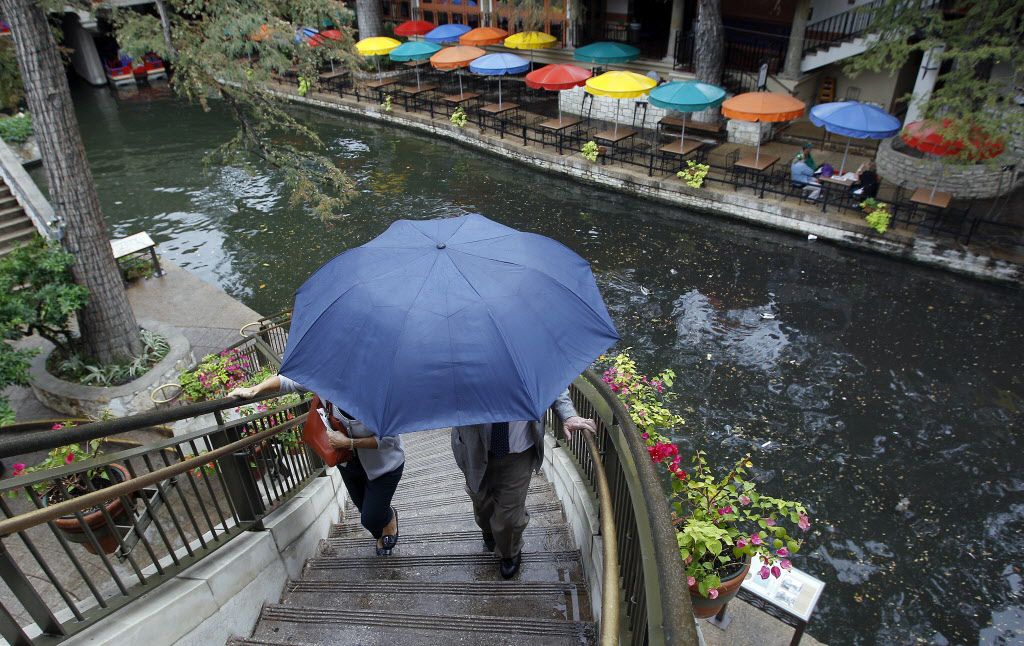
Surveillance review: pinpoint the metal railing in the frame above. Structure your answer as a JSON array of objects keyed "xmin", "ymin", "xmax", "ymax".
[
  {"xmin": 0, "ymin": 337, "xmax": 322, "ymax": 645},
  {"xmin": 802, "ymin": 0, "xmax": 885, "ymax": 55},
  {"xmin": 548, "ymin": 371, "xmax": 699, "ymax": 646}
]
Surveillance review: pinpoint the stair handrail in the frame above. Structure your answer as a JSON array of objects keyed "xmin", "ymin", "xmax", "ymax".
[
  {"xmin": 0, "ymin": 136, "xmax": 58, "ymax": 240},
  {"xmin": 802, "ymin": 0, "xmax": 885, "ymax": 56},
  {"xmin": 579, "ymin": 427, "xmax": 620, "ymax": 646}
]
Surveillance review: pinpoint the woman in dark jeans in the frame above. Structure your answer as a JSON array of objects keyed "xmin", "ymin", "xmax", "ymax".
[{"xmin": 230, "ymin": 375, "xmax": 404, "ymax": 555}]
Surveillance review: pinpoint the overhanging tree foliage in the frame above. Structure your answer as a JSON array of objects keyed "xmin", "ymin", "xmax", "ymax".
[{"xmin": 848, "ymin": 0, "xmax": 1024, "ymax": 158}]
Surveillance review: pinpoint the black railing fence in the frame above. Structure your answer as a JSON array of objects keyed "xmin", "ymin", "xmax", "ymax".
[{"xmin": 802, "ymin": 0, "xmax": 886, "ymax": 55}]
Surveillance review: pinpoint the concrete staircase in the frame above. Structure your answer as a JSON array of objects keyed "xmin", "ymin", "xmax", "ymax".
[
  {"xmin": 0, "ymin": 180, "xmax": 36, "ymax": 256},
  {"xmin": 229, "ymin": 428, "xmax": 596, "ymax": 646}
]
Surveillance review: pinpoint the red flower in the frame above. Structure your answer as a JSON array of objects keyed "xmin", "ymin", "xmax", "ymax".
[
  {"xmin": 11, "ymin": 463, "xmax": 26, "ymax": 476},
  {"xmin": 64, "ymin": 453, "xmax": 75, "ymax": 465}
]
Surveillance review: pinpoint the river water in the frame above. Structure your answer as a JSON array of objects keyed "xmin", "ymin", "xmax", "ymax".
[{"xmin": 57, "ymin": 81, "xmax": 1023, "ymax": 644}]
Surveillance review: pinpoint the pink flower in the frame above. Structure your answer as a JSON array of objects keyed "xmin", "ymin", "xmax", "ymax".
[
  {"xmin": 759, "ymin": 566, "xmax": 771, "ymax": 580},
  {"xmin": 750, "ymin": 535, "xmax": 763, "ymax": 546},
  {"xmin": 687, "ymin": 576, "xmax": 696, "ymax": 586},
  {"xmin": 771, "ymin": 565, "xmax": 781, "ymax": 578},
  {"xmin": 51, "ymin": 423, "xmax": 64, "ymax": 430},
  {"xmin": 780, "ymin": 559, "xmax": 792, "ymax": 570},
  {"xmin": 675, "ymin": 469, "xmax": 687, "ymax": 480},
  {"xmin": 764, "ymin": 518, "xmax": 776, "ymax": 526},
  {"xmin": 64, "ymin": 453, "xmax": 75, "ymax": 464},
  {"xmin": 798, "ymin": 514, "xmax": 810, "ymax": 531},
  {"xmin": 708, "ymin": 589, "xmax": 719, "ymax": 599},
  {"xmin": 739, "ymin": 495, "xmax": 751, "ymax": 506},
  {"xmin": 11, "ymin": 463, "xmax": 26, "ymax": 476},
  {"xmin": 641, "ymin": 432, "xmax": 649, "ymax": 439},
  {"xmin": 736, "ymin": 538, "xmax": 747, "ymax": 549},
  {"xmin": 776, "ymin": 547, "xmax": 789, "ymax": 557}
]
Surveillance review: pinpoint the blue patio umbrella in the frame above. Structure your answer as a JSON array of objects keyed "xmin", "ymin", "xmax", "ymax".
[
  {"xmin": 425, "ymin": 23, "xmax": 472, "ymax": 44},
  {"xmin": 573, "ymin": 41, "xmax": 640, "ymax": 65},
  {"xmin": 809, "ymin": 101, "xmax": 901, "ymax": 173},
  {"xmin": 648, "ymin": 81, "xmax": 726, "ymax": 151},
  {"xmin": 470, "ymin": 53, "xmax": 530, "ymax": 107},
  {"xmin": 279, "ymin": 214, "xmax": 620, "ymax": 437},
  {"xmin": 389, "ymin": 41, "xmax": 442, "ymax": 88}
]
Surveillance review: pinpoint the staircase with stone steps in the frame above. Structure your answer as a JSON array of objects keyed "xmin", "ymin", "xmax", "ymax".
[
  {"xmin": 229, "ymin": 427, "xmax": 597, "ymax": 646},
  {"xmin": 0, "ymin": 181, "xmax": 36, "ymax": 256}
]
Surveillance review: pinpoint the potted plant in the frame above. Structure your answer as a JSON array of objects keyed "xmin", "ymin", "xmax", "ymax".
[
  {"xmin": 10, "ymin": 423, "xmax": 133, "ymax": 555},
  {"xmin": 677, "ymin": 160, "xmax": 710, "ymax": 189},
  {"xmin": 860, "ymin": 199, "xmax": 891, "ymax": 235},
  {"xmin": 450, "ymin": 106, "xmax": 468, "ymax": 128},
  {"xmin": 380, "ymin": 94, "xmax": 393, "ymax": 113},
  {"xmin": 581, "ymin": 140, "xmax": 600, "ymax": 162},
  {"xmin": 601, "ymin": 353, "xmax": 811, "ymax": 618}
]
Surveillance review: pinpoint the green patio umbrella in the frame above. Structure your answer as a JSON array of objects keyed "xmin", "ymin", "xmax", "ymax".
[
  {"xmin": 573, "ymin": 41, "xmax": 640, "ymax": 66},
  {"xmin": 389, "ymin": 41, "xmax": 442, "ymax": 89}
]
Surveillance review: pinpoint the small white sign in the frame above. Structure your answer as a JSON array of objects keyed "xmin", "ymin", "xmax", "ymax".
[{"xmin": 741, "ymin": 554, "xmax": 825, "ymax": 622}]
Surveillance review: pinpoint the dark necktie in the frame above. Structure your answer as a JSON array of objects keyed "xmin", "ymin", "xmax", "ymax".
[{"xmin": 490, "ymin": 422, "xmax": 510, "ymax": 457}]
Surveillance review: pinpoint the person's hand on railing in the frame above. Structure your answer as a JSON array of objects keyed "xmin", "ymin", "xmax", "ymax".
[
  {"xmin": 228, "ymin": 386, "xmax": 258, "ymax": 399},
  {"xmin": 562, "ymin": 416, "xmax": 597, "ymax": 442}
]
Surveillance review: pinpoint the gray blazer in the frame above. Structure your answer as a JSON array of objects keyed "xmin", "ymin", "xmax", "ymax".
[{"xmin": 451, "ymin": 389, "xmax": 578, "ymax": 494}]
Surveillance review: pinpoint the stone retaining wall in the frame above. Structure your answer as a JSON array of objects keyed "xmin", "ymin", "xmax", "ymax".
[{"xmin": 875, "ymin": 139, "xmax": 1022, "ymax": 199}]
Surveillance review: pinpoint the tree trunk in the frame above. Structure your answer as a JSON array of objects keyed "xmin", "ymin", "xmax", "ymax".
[
  {"xmin": 1, "ymin": 0, "xmax": 141, "ymax": 363},
  {"xmin": 694, "ymin": 0, "xmax": 723, "ymax": 123},
  {"xmin": 782, "ymin": 0, "xmax": 811, "ymax": 80},
  {"xmin": 355, "ymin": 0, "xmax": 383, "ymax": 39}
]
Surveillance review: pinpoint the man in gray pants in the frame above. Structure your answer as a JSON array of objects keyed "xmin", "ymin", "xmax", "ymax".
[{"xmin": 451, "ymin": 389, "xmax": 597, "ymax": 579}]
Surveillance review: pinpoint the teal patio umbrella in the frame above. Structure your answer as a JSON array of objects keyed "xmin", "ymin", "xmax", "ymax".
[
  {"xmin": 573, "ymin": 41, "xmax": 640, "ymax": 66},
  {"xmin": 389, "ymin": 40, "xmax": 442, "ymax": 89},
  {"xmin": 648, "ymin": 81, "xmax": 727, "ymax": 151}
]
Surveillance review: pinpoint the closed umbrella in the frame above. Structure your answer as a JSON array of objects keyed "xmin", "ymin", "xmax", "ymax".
[
  {"xmin": 721, "ymin": 91, "xmax": 806, "ymax": 163},
  {"xmin": 389, "ymin": 41, "xmax": 442, "ymax": 88},
  {"xmin": 809, "ymin": 101, "xmax": 900, "ymax": 174},
  {"xmin": 425, "ymin": 23, "xmax": 472, "ymax": 44},
  {"xmin": 470, "ymin": 53, "xmax": 530, "ymax": 108},
  {"xmin": 573, "ymin": 41, "xmax": 640, "ymax": 65},
  {"xmin": 648, "ymin": 81, "xmax": 726, "ymax": 152},
  {"xmin": 279, "ymin": 213, "xmax": 620, "ymax": 437},
  {"xmin": 430, "ymin": 45, "xmax": 486, "ymax": 97},
  {"xmin": 902, "ymin": 119, "xmax": 1004, "ymax": 198},
  {"xmin": 394, "ymin": 20, "xmax": 435, "ymax": 37},
  {"xmin": 356, "ymin": 36, "xmax": 401, "ymax": 80},
  {"xmin": 525, "ymin": 63, "xmax": 592, "ymax": 124},
  {"xmin": 585, "ymin": 71, "xmax": 657, "ymax": 137},
  {"xmin": 460, "ymin": 26, "xmax": 508, "ymax": 47}
]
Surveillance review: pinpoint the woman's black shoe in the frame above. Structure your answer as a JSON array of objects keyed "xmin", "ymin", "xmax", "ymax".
[
  {"xmin": 380, "ymin": 506, "xmax": 399, "ymax": 552},
  {"xmin": 500, "ymin": 553, "xmax": 522, "ymax": 579}
]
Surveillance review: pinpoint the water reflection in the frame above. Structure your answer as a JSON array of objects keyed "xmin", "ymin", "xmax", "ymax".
[{"xmin": 60, "ymin": 82, "xmax": 1024, "ymax": 645}]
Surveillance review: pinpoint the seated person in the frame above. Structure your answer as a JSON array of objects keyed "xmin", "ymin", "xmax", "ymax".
[
  {"xmin": 851, "ymin": 160, "xmax": 880, "ymax": 199},
  {"xmin": 790, "ymin": 152, "xmax": 821, "ymax": 201},
  {"xmin": 801, "ymin": 143, "xmax": 818, "ymax": 171}
]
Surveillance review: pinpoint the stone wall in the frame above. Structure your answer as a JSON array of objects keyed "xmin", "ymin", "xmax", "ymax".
[
  {"xmin": 875, "ymin": 139, "xmax": 1023, "ymax": 199},
  {"xmin": 559, "ymin": 86, "xmax": 668, "ymax": 129}
]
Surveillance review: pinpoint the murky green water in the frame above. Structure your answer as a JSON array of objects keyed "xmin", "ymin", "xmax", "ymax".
[{"xmin": 55, "ymin": 80, "xmax": 1023, "ymax": 644}]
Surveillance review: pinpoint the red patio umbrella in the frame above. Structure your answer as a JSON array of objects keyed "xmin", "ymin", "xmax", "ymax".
[
  {"xmin": 308, "ymin": 29, "xmax": 342, "ymax": 47},
  {"xmin": 394, "ymin": 20, "xmax": 435, "ymax": 37},
  {"xmin": 902, "ymin": 119, "xmax": 1005, "ymax": 197},
  {"xmin": 525, "ymin": 64, "xmax": 592, "ymax": 125}
]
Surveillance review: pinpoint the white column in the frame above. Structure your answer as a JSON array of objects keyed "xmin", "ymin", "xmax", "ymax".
[
  {"xmin": 565, "ymin": 0, "xmax": 574, "ymax": 49},
  {"xmin": 411, "ymin": 0, "xmax": 420, "ymax": 20},
  {"xmin": 904, "ymin": 45, "xmax": 945, "ymax": 126},
  {"xmin": 662, "ymin": 0, "xmax": 685, "ymax": 62}
]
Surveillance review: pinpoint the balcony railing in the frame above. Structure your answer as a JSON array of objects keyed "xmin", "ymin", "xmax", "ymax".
[{"xmin": 802, "ymin": 0, "xmax": 886, "ymax": 55}]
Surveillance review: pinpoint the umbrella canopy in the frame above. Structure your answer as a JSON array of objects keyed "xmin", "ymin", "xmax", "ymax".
[
  {"xmin": 585, "ymin": 71, "xmax": 656, "ymax": 99},
  {"xmin": 809, "ymin": 101, "xmax": 900, "ymax": 139},
  {"xmin": 294, "ymin": 27, "xmax": 319, "ymax": 44},
  {"xmin": 901, "ymin": 119, "xmax": 1004, "ymax": 159},
  {"xmin": 250, "ymin": 24, "xmax": 273, "ymax": 42},
  {"xmin": 460, "ymin": 26, "xmax": 508, "ymax": 46},
  {"xmin": 722, "ymin": 92, "xmax": 805, "ymax": 122},
  {"xmin": 504, "ymin": 31, "xmax": 558, "ymax": 50},
  {"xmin": 279, "ymin": 214, "xmax": 620, "ymax": 437},
  {"xmin": 429, "ymin": 45, "xmax": 486, "ymax": 70},
  {"xmin": 574, "ymin": 41, "xmax": 640, "ymax": 64},
  {"xmin": 389, "ymin": 40, "xmax": 442, "ymax": 62},
  {"xmin": 308, "ymin": 29, "xmax": 343, "ymax": 47},
  {"xmin": 425, "ymin": 23, "xmax": 472, "ymax": 44},
  {"xmin": 470, "ymin": 53, "xmax": 530, "ymax": 75},
  {"xmin": 525, "ymin": 63, "xmax": 591, "ymax": 91},
  {"xmin": 648, "ymin": 81, "xmax": 726, "ymax": 112},
  {"xmin": 394, "ymin": 20, "xmax": 435, "ymax": 37},
  {"xmin": 355, "ymin": 36, "xmax": 401, "ymax": 56}
]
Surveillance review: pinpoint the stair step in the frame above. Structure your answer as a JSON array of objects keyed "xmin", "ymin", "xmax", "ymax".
[
  {"xmin": 323, "ymin": 526, "xmax": 573, "ymax": 558},
  {"xmin": 332, "ymin": 504, "xmax": 566, "ymax": 538},
  {"xmin": 0, "ymin": 217, "xmax": 32, "ymax": 234},
  {"xmin": 393, "ymin": 479, "xmax": 553, "ymax": 506},
  {"xmin": 281, "ymin": 579, "xmax": 591, "ymax": 622},
  {"xmin": 365, "ymin": 489, "xmax": 560, "ymax": 519},
  {"xmin": 0, "ymin": 195, "xmax": 17, "ymax": 209},
  {"xmin": 0, "ymin": 226, "xmax": 35, "ymax": 247},
  {"xmin": 248, "ymin": 605, "xmax": 596, "ymax": 645},
  {"xmin": 302, "ymin": 550, "xmax": 585, "ymax": 584}
]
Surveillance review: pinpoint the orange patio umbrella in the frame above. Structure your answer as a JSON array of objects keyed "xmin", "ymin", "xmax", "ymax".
[
  {"xmin": 460, "ymin": 27, "xmax": 508, "ymax": 47},
  {"xmin": 721, "ymin": 91, "xmax": 806, "ymax": 162},
  {"xmin": 429, "ymin": 46, "xmax": 486, "ymax": 97}
]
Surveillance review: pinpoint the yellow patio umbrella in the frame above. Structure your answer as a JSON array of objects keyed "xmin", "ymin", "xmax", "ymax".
[
  {"xmin": 356, "ymin": 36, "xmax": 401, "ymax": 79},
  {"xmin": 504, "ymin": 31, "xmax": 558, "ymax": 67},
  {"xmin": 585, "ymin": 71, "xmax": 657, "ymax": 137}
]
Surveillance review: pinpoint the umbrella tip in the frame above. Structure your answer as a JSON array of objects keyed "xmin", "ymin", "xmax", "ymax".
[{"xmin": 436, "ymin": 242, "xmax": 447, "ymax": 249}]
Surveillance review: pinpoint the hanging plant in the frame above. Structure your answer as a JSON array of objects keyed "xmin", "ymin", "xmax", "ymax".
[
  {"xmin": 676, "ymin": 160, "xmax": 710, "ymax": 188},
  {"xmin": 380, "ymin": 94, "xmax": 393, "ymax": 113},
  {"xmin": 581, "ymin": 140, "xmax": 599, "ymax": 162},
  {"xmin": 297, "ymin": 76, "xmax": 311, "ymax": 97},
  {"xmin": 450, "ymin": 106, "xmax": 468, "ymax": 127},
  {"xmin": 860, "ymin": 199, "xmax": 891, "ymax": 234}
]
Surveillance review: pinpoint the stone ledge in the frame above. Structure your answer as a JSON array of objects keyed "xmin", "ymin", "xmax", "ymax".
[{"xmin": 28, "ymin": 319, "xmax": 193, "ymax": 418}]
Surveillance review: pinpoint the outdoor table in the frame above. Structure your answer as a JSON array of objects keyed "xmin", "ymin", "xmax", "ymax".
[
  {"xmin": 364, "ymin": 78, "xmax": 398, "ymax": 90},
  {"xmin": 817, "ymin": 175, "xmax": 857, "ymax": 213},
  {"xmin": 478, "ymin": 102, "xmax": 520, "ymax": 136},
  {"xmin": 538, "ymin": 117, "xmax": 584, "ymax": 154},
  {"xmin": 397, "ymin": 83, "xmax": 438, "ymax": 111},
  {"xmin": 318, "ymin": 70, "xmax": 348, "ymax": 95},
  {"xmin": 110, "ymin": 232, "xmax": 163, "ymax": 281},
  {"xmin": 594, "ymin": 128, "xmax": 638, "ymax": 144},
  {"xmin": 733, "ymin": 154, "xmax": 779, "ymax": 197},
  {"xmin": 659, "ymin": 139, "xmax": 703, "ymax": 156},
  {"xmin": 442, "ymin": 92, "xmax": 481, "ymax": 105},
  {"xmin": 910, "ymin": 187, "xmax": 952, "ymax": 209},
  {"xmin": 479, "ymin": 102, "xmax": 519, "ymax": 116}
]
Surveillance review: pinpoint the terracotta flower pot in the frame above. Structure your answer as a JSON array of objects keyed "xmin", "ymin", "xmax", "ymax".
[
  {"xmin": 689, "ymin": 557, "xmax": 751, "ymax": 619},
  {"xmin": 49, "ymin": 464, "xmax": 132, "ymax": 555}
]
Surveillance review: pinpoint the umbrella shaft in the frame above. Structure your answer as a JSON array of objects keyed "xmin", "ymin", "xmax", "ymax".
[{"xmin": 840, "ymin": 138, "xmax": 851, "ymax": 175}]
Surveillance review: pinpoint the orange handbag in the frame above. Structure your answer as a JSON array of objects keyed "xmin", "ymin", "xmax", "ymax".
[{"xmin": 302, "ymin": 395, "xmax": 353, "ymax": 466}]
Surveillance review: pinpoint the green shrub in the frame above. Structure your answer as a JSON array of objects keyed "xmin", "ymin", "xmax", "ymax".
[{"xmin": 0, "ymin": 113, "xmax": 32, "ymax": 143}]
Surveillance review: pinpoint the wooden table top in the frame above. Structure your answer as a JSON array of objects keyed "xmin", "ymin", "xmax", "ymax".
[
  {"xmin": 479, "ymin": 102, "xmax": 519, "ymax": 114},
  {"xmin": 364, "ymin": 79, "xmax": 398, "ymax": 89},
  {"xmin": 110, "ymin": 232, "xmax": 156, "ymax": 259},
  {"xmin": 442, "ymin": 92, "xmax": 481, "ymax": 104},
  {"xmin": 820, "ymin": 175, "xmax": 855, "ymax": 187},
  {"xmin": 319, "ymin": 70, "xmax": 348, "ymax": 80},
  {"xmin": 594, "ymin": 128, "xmax": 638, "ymax": 143},
  {"xmin": 735, "ymin": 155, "xmax": 779, "ymax": 172},
  {"xmin": 910, "ymin": 187, "xmax": 952, "ymax": 209},
  {"xmin": 538, "ymin": 117, "xmax": 583, "ymax": 131},
  {"xmin": 659, "ymin": 139, "xmax": 703, "ymax": 156},
  {"xmin": 397, "ymin": 84, "xmax": 439, "ymax": 95}
]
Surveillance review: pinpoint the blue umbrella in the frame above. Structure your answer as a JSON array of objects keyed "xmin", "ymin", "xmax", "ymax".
[
  {"xmin": 294, "ymin": 27, "xmax": 319, "ymax": 44},
  {"xmin": 809, "ymin": 101, "xmax": 901, "ymax": 173},
  {"xmin": 279, "ymin": 214, "xmax": 620, "ymax": 437},
  {"xmin": 470, "ymin": 53, "xmax": 530, "ymax": 107},
  {"xmin": 389, "ymin": 41, "xmax": 442, "ymax": 88},
  {"xmin": 574, "ymin": 41, "xmax": 640, "ymax": 65},
  {"xmin": 425, "ymin": 23, "xmax": 472, "ymax": 44},
  {"xmin": 648, "ymin": 81, "xmax": 726, "ymax": 150}
]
